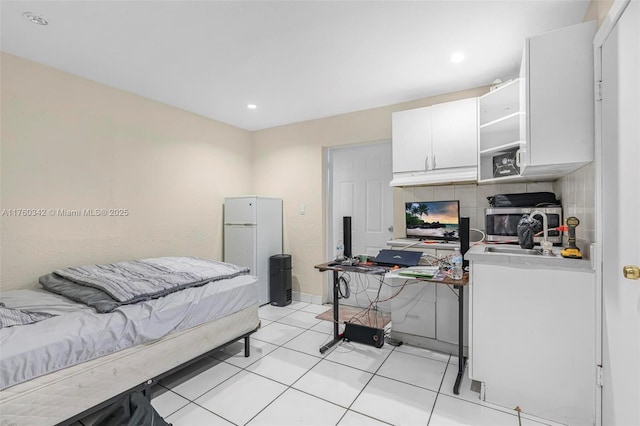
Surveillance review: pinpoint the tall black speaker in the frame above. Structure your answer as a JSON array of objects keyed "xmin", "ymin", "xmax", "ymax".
[
  {"xmin": 460, "ymin": 217, "xmax": 470, "ymax": 269},
  {"xmin": 270, "ymin": 254, "xmax": 292, "ymax": 306},
  {"xmin": 343, "ymin": 216, "xmax": 352, "ymax": 259}
]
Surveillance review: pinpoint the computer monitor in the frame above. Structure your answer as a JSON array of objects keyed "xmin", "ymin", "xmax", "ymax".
[{"xmin": 405, "ymin": 200, "xmax": 460, "ymax": 241}]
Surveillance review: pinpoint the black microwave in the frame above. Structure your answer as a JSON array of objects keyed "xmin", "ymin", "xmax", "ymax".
[{"xmin": 485, "ymin": 207, "xmax": 563, "ymax": 244}]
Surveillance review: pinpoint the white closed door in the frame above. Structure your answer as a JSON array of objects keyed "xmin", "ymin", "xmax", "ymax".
[
  {"xmin": 600, "ymin": 1, "xmax": 640, "ymax": 424},
  {"xmin": 329, "ymin": 141, "xmax": 393, "ymax": 307}
]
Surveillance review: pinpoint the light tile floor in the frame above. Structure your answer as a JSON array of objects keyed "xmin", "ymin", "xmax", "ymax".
[{"xmin": 80, "ymin": 302, "xmax": 560, "ymax": 426}]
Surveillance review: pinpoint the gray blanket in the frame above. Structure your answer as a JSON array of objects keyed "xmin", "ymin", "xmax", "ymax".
[{"xmin": 40, "ymin": 257, "xmax": 249, "ymax": 313}]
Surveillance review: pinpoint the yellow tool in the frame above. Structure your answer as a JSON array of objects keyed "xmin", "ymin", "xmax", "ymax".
[{"xmin": 561, "ymin": 217, "xmax": 582, "ymax": 259}]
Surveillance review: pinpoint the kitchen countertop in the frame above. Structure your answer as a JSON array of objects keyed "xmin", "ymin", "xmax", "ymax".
[{"xmin": 465, "ymin": 243, "xmax": 594, "ymax": 271}]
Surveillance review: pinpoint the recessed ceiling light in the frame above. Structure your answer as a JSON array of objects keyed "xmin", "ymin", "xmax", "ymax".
[
  {"xmin": 450, "ymin": 52, "xmax": 465, "ymax": 64},
  {"xmin": 247, "ymin": 104, "xmax": 257, "ymax": 109},
  {"xmin": 23, "ymin": 12, "xmax": 49, "ymax": 26}
]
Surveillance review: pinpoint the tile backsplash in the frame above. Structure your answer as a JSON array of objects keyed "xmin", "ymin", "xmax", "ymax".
[
  {"xmin": 553, "ymin": 162, "xmax": 596, "ymax": 251},
  {"xmin": 393, "ymin": 181, "xmax": 555, "ymax": 238},
  {"xmin": 393, "ymin": 165, "xmax": 596, "ymax": 258}
]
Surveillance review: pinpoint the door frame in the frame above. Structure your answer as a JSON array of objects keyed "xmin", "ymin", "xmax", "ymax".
[
  {"xmin": 324, "ymin": 140, "xmax": 392, "ymax": 303},
  {"xmin": 593, "ymin": 1, "xmax": 632, "ymax": 425}
]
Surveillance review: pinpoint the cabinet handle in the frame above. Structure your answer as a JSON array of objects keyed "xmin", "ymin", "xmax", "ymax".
[
  {"xmin": 425, "ymin": 155, "xmax": 430, "ymax": 170},
  {"xmin": 433, "ymin": 153, "xmax": 436, "ymax": 170},
  {"xmin": 516, "ymin": 149, "xmax": 524, "ymax": 168}
]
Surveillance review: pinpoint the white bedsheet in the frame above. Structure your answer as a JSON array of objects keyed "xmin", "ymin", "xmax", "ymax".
[{"xmin": 0, "ymin": 274, "xmax": 258, "ymax": 389}]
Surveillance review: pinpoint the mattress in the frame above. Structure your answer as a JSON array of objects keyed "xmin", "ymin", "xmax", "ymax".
[
  {"xmin": 1, "ymin": 274, "xmax": 258, "ymax": 389},
  {"xmin": 0, "ymin": 304, "xmax": 259, "ymax": 426}
]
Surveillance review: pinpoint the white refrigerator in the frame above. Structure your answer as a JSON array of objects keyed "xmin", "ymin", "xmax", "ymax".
[{"xmin": 224, "ymin": 196, "xmax": 283, "ymax": 305}]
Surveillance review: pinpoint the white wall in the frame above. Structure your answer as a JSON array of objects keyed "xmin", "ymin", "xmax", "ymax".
[{"xmin": 0, "ymin": 53, "xmax": 254, "ymax": 291}]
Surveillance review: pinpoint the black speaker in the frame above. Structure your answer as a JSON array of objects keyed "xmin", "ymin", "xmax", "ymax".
[
  {"xmin": 269, "ymin": 254, "xmax": 292, "ymax": 306},
  {"xmin": 460, "ymin": 217, "xmax": 470, "ymax": 269},
  {"xmin": 343, "ymin": 216, "xmax": 352, "ymax": 259},
  {"xmin": 343, "ymin": 322, "xmax": 384, "ymax": 348}
]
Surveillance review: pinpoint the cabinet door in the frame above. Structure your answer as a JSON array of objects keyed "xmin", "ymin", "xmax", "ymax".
[
  {"xmin": 526, "ymin": 20, "xmax": 595, "ymax": 168},
  {"xmin": 392, "ymin": 107, "xmax": 432, "ymax": 173},
  {"xmin": 470, "ymin": 262, "xmax": 596, "ymax": 424},
  {"xmin": 389, "ymin": 279, "xmax": 436, "ymax": 338},
  {"xmin": 431, "ymin": 98, "xmax": 478, "ymax": 169}
]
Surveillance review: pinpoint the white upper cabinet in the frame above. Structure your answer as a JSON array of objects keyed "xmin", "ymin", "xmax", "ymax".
[
  {"xmin": 392, "ymin": 106, "xmax": 432, "ymax": 174},
  {"xmin": 431, "ymin": 98, "xmax": 478, "ymax": 169},
  {"xmin": 391, "ymin": 98, "xmax": 478, "ymax": 186},
  {"xmin": 523, "ymin": 20, "xmax": 596, "ymax": 175},
  {"xmin": 478, "ymin": 20, "xmax": 597, "ymax": 183}
]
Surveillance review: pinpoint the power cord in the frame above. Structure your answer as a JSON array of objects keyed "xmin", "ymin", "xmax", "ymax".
[{"xmin": 337, "ymin": 273, "xmax": 351, "ymax": 299}]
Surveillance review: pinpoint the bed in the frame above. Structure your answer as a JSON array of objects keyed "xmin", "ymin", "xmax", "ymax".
[{"xmin": 0, "ymin": 257, "xmax": 260, "ymax": 425}]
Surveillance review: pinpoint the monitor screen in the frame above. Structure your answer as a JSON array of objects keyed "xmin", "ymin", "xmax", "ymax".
[{"xmin": 405, "ymin": 200, "xmax": 460, "ymax": 241}]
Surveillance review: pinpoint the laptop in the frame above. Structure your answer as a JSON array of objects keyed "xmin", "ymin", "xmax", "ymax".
[{"xmin": 373, "ymin": 249, "xmax": 422, "ymax": 267}]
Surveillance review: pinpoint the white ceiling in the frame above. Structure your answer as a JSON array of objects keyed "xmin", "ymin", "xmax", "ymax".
[{"xmin": 1, "ymin": 1, "xmax": 590, "ymax": 131}]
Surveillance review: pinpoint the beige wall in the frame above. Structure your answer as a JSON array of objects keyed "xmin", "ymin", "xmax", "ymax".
[
  {"xmin": 252, "ymin": 87, "xmax": 488, "ymax": 300},
  {"xmin": 3, "ymin": 0, "xmax": 610, "ymax": 296},
  {"xmin": 0, "ymin": 53, "xmax": 253, "ymax": 291},
  {"xmin": 583, "ymin": 0, "xmax": 615, "ymax": 26}
]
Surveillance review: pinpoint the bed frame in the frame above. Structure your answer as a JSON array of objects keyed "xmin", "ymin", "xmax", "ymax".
[
  {"xmin": 58, "ymin": 327, "xmax": 258, "ymax": 426},
  {"xmin": 0, "ymin": 304, "xmax": 260, "ymax": 426}
]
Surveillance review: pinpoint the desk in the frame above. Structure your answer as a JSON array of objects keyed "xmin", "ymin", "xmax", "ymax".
[
  {"xmin": 314, "ymin": 262, "xmax": 387, "ymax": 354},
  {"xmin": 315, "ymin": 261, "xmax": 469, "ymax": 395}
]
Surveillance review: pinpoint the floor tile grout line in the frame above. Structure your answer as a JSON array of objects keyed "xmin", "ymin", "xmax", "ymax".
[
  {"xmin": 254, "ymin": 312, "xmax": 342, "ymax": 349},
  {"xmin": 238, "ymin": 336, "xmax": 545, "ymax": 426},
  {"xmin": 426, "ymin": 356, "xmax": 453, "ymax": 425},
  {"xmin": 165, "ymin": 316, "xmax": 444, "ymax": 425},
  {"xmin": 251, "ymin": 312, "xmax": 395, "ymax": 425},
  {"xmin": 370, "ymin": 350, "xmax": 450, "ymax": 395},
  {"xmin": 240, "ymin": 386, "xmax": 290, "ymax": 425},
  {"xmin": 433, "ymin": 359, "xmax": 541, "ymax": 421},
  {"xmin": 175, "ymin": 366, "xmax": 245, "ymax": 405},
  {"xmin": 155, "ymin": 387, "xmax": 191, "ymax": 419},
  {"xmin": 334, "ymin": 343, "xmax": 397, "ymax": 425},
  {"xmin": 437, "ymin": 390, "xmax": 538, "ymax": 421},
  {"xmin": 269, "ymin": 316, "xmax": 448, "ymax": 400},
  {"xmin": 240, "ymin": 315, "xmax": 328, "ymax": 426},
  {"xmin": 170, "ymin": 341, "xmax": 297, "ymax": 426},
  {"xmin": 430, "ymin": 359, "xmax": 546, "ymax": 425},
  {"xmin": 184, "ymin": 398, "xmax": 242, "ymax": 425},
  {"xmin": 321, "ymin": 349, "xmax": 392, "ymax": 375},
  {"xmin": 167, "ymin": 307, "xmax": 557, "ymax": 426},
  {"xmin": 195, "ymin": 311, "xmax": 456, "ymax": 425},
  {"xmin": 339, "ymin": 410, "xmax": 396, "ymax": 426},
  {"xmin": 257, "ymin": 315, "xmax": 326, "ymax": 333}
]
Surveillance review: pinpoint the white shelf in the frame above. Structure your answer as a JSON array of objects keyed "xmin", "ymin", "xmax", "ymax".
[
  {"xmin": 477, "ymin": 174, "xmax": 527, "ymax": 184},
  {"xmin": 479, "ymin": 112, "xmax": 523, "ymax": 129},
  {"xmin": 478, "ymin": 77, "xmax": 525, "ymax": 182},
  {"xmin": 479, "ymin": 141, "xmax": 524, "ymax": 156}
]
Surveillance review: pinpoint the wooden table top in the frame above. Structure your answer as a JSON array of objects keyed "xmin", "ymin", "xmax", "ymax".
[{"xmin": 315, "ymin": 261, "xmax": 469, "ymax": 286}]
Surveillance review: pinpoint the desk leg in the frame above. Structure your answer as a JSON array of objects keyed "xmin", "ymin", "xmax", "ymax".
[
  {"xmin": 453, "ymin": 284, "xmax": 466, "ymax": 395},
  {"xmin": 320, "ymin": 270, "xmax": 343, "ymax": 354}
]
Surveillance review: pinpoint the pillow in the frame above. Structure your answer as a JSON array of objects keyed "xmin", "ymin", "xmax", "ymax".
[{"xmin": 0, "ymin": 302, "xmax": 56, "ymax": 329}]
